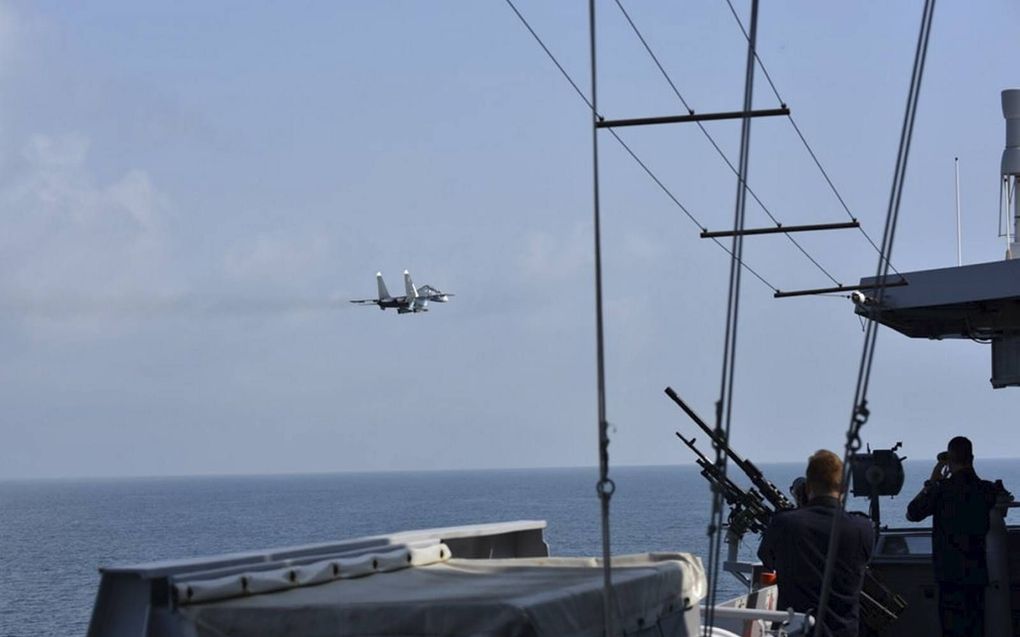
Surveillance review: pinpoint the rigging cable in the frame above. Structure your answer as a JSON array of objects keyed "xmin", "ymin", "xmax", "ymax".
[
  {"xmin": 502, "ymin": 0, "xmax": 779, "ymax": 295},
  {"xmin": 587, "ymin": 1, "xmax": 618, "ymax": 635},
  {"xmin": 721, "ymin": 0, "xmax": 902, "ymax": 278},
  {"xmin": 813, "ymin": 1, "xmax": 936, "ymax": 633},
  {"xmin": 704, "ymin": 1, "xmax": 760, "ymax": 633},
  {"xmin": 612, "ymin": 0, "xmax": 842, "ymax": 287}
]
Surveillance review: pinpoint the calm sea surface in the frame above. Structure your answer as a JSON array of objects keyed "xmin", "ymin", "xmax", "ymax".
[{"xmin": 4, "ymin": 460, "xmax": 1020, "ymax": 636}]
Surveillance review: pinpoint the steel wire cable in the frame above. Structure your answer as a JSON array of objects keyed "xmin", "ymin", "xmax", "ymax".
[
  {"xmin": 721, "ymin": 0, "xmax": 902, "ymax": 279},
  {"xmin": 612, "ymin": 0, "xmax": 841, "ymax": 287},
  {"xmin": 586, "ymin": 2, "xmax": 617, "ymax": 635},
  {"xmin": 704, "ymin": 1, "xmax": 760, "ymax": 632},
  {"xmin": 813, "ymin": 1, "xmax": 936, "ymax": 633},
  {"xmin": 503, "ymin": 0, "xmax": 779, "ymax": 295}
]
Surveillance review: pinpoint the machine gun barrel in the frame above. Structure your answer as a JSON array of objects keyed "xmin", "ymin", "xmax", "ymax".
[
  {"xmin": 675, "ymin": 431, "xmax": 714, "ymax": 466},
  {"xmin": 665, "ymin": 387, "xmax": 793, "ymax": 511},
  {"xmin": 675, "ymin": 433, "xmax": 742, "ymax": 499}
]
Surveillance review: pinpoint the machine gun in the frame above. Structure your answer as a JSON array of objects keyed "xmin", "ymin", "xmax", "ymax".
[
  {"xmin": 666, "ymin": 386, "xmax": 908, "ymax": 633},
  {"xmin": 666, "ymin": 387, "xmax": 792, "ymax": 512},
  {"xmin": 675, "ymin": 432, "xmax": 772, "ymax": 537}
]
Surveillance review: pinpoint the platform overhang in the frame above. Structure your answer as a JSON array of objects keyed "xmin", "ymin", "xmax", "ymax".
[
  {"xmin": 854, "ymin": 259, "xmax": 1020, "ymax": 388},
  {"xmin": 854, "ymin": 259, "xmax": 1020, "ymax": 340}
]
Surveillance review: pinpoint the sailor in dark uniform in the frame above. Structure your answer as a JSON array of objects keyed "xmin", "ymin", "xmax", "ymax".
[
  {"xmin": 906, "ymin": 436, "xmax": 998, "ymax": 637},
  {"xmin": 758, "ymin": 449, "xmax": 874, "ymax": 637}
]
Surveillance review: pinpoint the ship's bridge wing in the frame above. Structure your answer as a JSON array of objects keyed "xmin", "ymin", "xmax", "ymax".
[
  {"xmin": 854, "ymin": 258, "xmax": 1020, "ymax": 388},
  {"xmin": 855, "ymin": 258, "xmax": 1020, "ymax": 340}
]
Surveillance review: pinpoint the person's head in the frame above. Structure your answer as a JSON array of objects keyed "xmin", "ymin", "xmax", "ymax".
[
  {"xmin": 945, "ymin": 436, "xmax": 974, "ymax": 471},
  {"xmin": 805, "ymin": 449, "xmax": 843, "ymax": 500}
]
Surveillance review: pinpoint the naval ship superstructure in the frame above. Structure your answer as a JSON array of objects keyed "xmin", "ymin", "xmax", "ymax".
[{"xmin": 85, "ymin": 3, "xmax": 1020, "ymax": 636}]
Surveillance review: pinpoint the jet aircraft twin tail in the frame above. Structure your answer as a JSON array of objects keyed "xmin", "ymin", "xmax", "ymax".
[{"xmin": 350, "ymin": 271, "xmax": 452, "ymax": 314}]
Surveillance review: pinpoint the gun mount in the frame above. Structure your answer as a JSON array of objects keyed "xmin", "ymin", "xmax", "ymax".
[{"xmin": 675, "ymin": 432, "xmax": 771, "ymax": 537}]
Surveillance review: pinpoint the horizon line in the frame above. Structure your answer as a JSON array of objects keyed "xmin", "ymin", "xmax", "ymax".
[{"xmin": 5, "ymin": 456, "xmax": 1020, "ymax": 483}]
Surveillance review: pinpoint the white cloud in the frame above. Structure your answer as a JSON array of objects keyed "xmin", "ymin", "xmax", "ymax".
[
  {"xmin": 621, "ymin": 231, "xmax": 666, "ymax": 263},
  {"xmin": 105, "ymin": 169, "xmax": 165, "ymax": 232},
  {"xmin": 0, "ymin": 133, "xmax": 176, "ymax": 324},
  {"xmin": 22, "ymin": 133, "xmax": 90, "ymax": 168},
  {"xmin": 222, "ymin": 233, "xmax": 332, "ymax": 286},
  {"xmin": 519, "ymin": 222, "xmax": 592, "ymax": 282}
]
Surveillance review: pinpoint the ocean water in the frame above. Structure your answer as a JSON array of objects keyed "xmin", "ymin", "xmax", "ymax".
[{"xmin": 4, "ymin": 460, "xmax": 1020, "ymax": 637}]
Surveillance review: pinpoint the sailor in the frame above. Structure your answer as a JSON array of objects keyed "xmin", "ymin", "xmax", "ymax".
[
  {"xmin": 757, "ymin": 450, "xmax": 874, "ymax": 637},
  {"xmin": 906, "ymin": 436, "xmax": 998, "ymax": 637}
]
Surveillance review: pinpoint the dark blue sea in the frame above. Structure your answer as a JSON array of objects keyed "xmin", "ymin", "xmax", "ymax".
[{"xmin": 4, "ymin": 460, "xmax": 1020, "ymax": 636}]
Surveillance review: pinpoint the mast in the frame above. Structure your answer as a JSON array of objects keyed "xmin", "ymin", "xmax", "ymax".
[{"xmin": 955, "ymin": 157, "xmax": 962, "ymax": 266}]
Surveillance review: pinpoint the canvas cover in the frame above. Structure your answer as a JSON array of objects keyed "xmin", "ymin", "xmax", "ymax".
[{"xmin": 175, "ymin": 553, "xmax": 705, "ymax": 637}]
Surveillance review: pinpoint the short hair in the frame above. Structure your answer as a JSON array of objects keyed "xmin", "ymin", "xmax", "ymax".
[
  {"xmin": 947, "ymin": 436, "xmax": 974, "ymax": 465},
  {"xmin": 806, "ymin": 449, "xmax": 843, "ymax": 496}
]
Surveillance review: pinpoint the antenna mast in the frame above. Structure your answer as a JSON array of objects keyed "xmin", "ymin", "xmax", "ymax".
[{"xmin": 955, "ymin": 157, "xmax": 962, "ymax": 266}]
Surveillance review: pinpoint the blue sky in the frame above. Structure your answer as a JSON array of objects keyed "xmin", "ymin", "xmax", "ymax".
[{"xmin": 1, "ymin": 1, "xmax": 1018, "ymax": 479}]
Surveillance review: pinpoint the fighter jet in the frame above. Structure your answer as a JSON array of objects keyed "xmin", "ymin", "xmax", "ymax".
[{"xmin": 350, "ymin": 271, "xmax": 452, "ymax": 314}]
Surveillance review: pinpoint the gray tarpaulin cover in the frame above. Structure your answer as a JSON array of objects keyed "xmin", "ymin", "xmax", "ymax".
[{"xmin": 177, "ymin": 553, "xmax": 705, "ymax": 637}]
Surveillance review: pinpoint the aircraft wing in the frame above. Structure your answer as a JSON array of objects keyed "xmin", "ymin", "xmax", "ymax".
[{"xmin": 350, "ymin": 295, "xmax": 409, "ymax": 305}]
